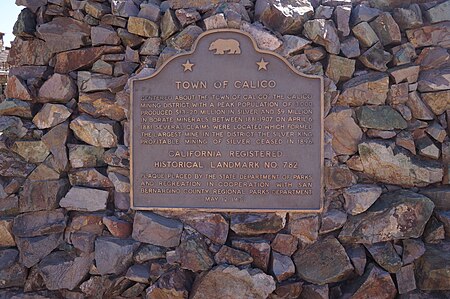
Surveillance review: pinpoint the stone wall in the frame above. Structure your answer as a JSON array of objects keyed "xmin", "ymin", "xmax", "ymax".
[{"xmin": 1, "ymin": 0, "xmax": 450, "ymax": 298}]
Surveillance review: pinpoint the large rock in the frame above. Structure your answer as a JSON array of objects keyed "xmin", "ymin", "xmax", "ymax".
[
  {"xmin": 0, "ymin": 249, "xmax": 27, "ymax": 288},
  {"xmin": 167, "ymin": 25, "xmax": 203, "ymax": 50},
  {"xmin": 406, "ymin": 22, "xmax": 450, "ymax": 48},
  {"xmin": 38, "ymin": 73, "xmax": 77, "ymax": 103},
  {"xmin": 352, "ymin": 22, "xmax": 379, "ymax": 47},
  {"xmin": 325, "ymin": 55, "xmax": 355, "ymax": 83},
  {"xmin": 337, "ymin": 72, "xmax": 389, "ymax": 106},
  {"xmin": 190, "ymin": 265, "xmax": 276, "ymax": 299},
  {"xmin": 421, "ymin": 90, "xmax": 450, "ymax": 115},
  {"xmin": 369, "ymin": 12, "xmax": 401, "ymax": 46},
  {"xmin": 7, "ymin": 37, "xmax": 54, "ymax": 66},
  {"xmin": 324, "ymin": 108, "xmax": 362, "ymax": 155},
  {"xmin": 343, "ymin": 264, "xmax": 397, "ymax": 299},
  {"xmin": 36, "ymin": 17, "xmax": 91, "ymax": 53},
  {"xmin": 358, "ymin": 141, "xmax": 443, "ymax": 187},
  {"xmin": 418, "ymin": 66, "xmax": 450, "ymax": 92},
  {"xmin": 293, "ymin": 236, "xmax": 354, "ymax": 285},
  {"xmin": 0, "ymin": 99, "xmax": 33, "ymax": 118},
  {"xmin": 95, "ymin": 237, "xmax": 139, "ymax": 275},
  {"xmin": 41, "ymin": 122, "xmax": 70, "ymax": 172},
  {"xmin": 60, "ymin": 187, "xmax": 108, "ymax": 212},
  {"xmin": 359, "ymin": 44, "xmax": 392, "ymax": 72},
  {"xmin": 132, "ymin": 211, "xmax": 183, "ymax": 247},
  {"xmin": 232, "ymin": 238, "xmax": 271, "ymax": 272},
  {"xmin": 230, "ymin": 213, "xmax": 285, "ymax": 235},
  {"xmin": 68, "ymin": 145, "xmax": 106, "ymax": 168},
  {"xmin": 54, "ymin": 45, "xmax": 122, "ymax": 73},
  {"xmin": 172, "ymin": 231, "xmax": 214, "ymax": 272},
  {"xmin": 0, "ymin": 219, "xmax": 15, "ymax": 247},
  {"xmin": 16, "ymin": 233, "xmax": 63, "ymax": 268},
  {"xmin": 392, "ymin": 5, "xmax": 423, "ymax": 30},
  {"xmin": 70, "ymin": 114, "xmax": 121, "ymax": 148},
  {"xmin": 415, "ymin": 243, "xmax": 450, "ymax": 291},
  {"xmin": 254, "ymin": 0, "xmax": 314, "ymax": 35},
  {"xmin": 38, "ymin": 251, "xmax": 93, "ymax": 290},
  {"xmin": 13, "ymin": 8, "xmax": 36, "ymax": 38},
  {"xmin": 303, "ymin": 19, "xmax": 340, "ymax": 54},
  {"xmin": 270, "ymin": 251, "xmax": 295, "ymax": 282},
  {"xmin": 79, "ymin": 92, "xmax": 127, "ymax": 121},
  {"xmin": 356, "ymin": 106, "xmax": 407, "ymax": 130},
  {"xmin": 33, "ymin": 104, "xmax": 72, "ymax": 129},
  {"xmin": 288, "ymin": 213, "xmax": 319, "ymax": 244},
  {"xmin": 19, "ymin": 179, "xmax": 69, "ymax": 212},
  {"xmin": 11, "ymin": 140, "xmax": 49, "ymax": 163},
  {"xmin": 128, "ymin": 17, "xmax": 159, "ymax": 38},
  {"xmin": 176, "ymin": 211, "xmax": 229, "ymax": 244},
  {"xmin": 0, "ymin": 150, "xmax": 35, "ymax": 178},
  {"xmin": 12, "ymin": 209, "xmax": 66, "ymax": 239},
  {"xmin": 146, "ymin": 268, "xmax": 194, "ymax": 299},
  {"xmin": 343, "ymin": 184, "xmax": 382, "ymax": 215},
  {"xmin": 339, "ymin": 190, "xmax": 434, "ymax": 244},
  {"xmin": 5, "ymin": 75, "xmax": 33, "ymax": 101},
  {"xmin": 425, "ymin": 1, "xmax": 450, "ymax": 24},
  {"xmin": 420, "ymin": 187, "xmax": 450, "ymax": 210},
  {"xmin": 241, "ymin": 22, "xmax": 282, "ymax": 51},
  {"xmin": 365, "ymin": 242, "xmax": 402, "ymax": 273},
  {"xmin": 215, "ymin": 245, "xmax": 253, "ymax": 266}
]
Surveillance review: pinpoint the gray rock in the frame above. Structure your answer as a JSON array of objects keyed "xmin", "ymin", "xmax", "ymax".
[
  {"xmin": 335, "ymin": 5, "xmax": 351, "ymax": 36},
  {"xmin": 343, "ymin": 184, "xmax": 382, "ymax": 215},
  {"xmin": 241, "ymin": 22, "xmax": 282, "ymax": 51},
  {"xmin": 230, "ymin": 213, "xmax": 285, "ymax": 235},
  {"xmin": 392, "ymin": 4, "xmax": 423, "ymax": 30},
  {"xmin": 132, "ymin": 212, "xmax": 183, "ymax": 247},
  {"xmin": 351, "ymin": 4, "xmax": 380, "ymax": 25},
  {"xmin": 270, "ymin": 251, "xmax": 295, "ymax": 282},
  {"xmin": 339, "ymin": 190, "xmax": 435, "ymax": 243},
  {"xmin": 359, "ymin": 44, "xmax": 392, "ymax": 72},
  {"xmin": 70, "ymin": 114, "xmax": 121, "ymax": 148},
  {"xmin": 369, "ymin": 12, "xmax": 401, "ymax": 46},
  {"xmin": 0, "ymin": 249, "xmax": 27, "ymax": 288},
  {"xmin": 303, "ymin": 19, "xmax": 340, "ymax": 54},
  {"xmin": 13, "ymin": 8, "xmax": 36, "ymax": 38},
  {"xmin": 356, "ymin": 106, "xmax": 407, "ymax": 130},
  {"xmin": 13, "ymin": 209, "xmax": 67, "ymax": 238},
  {"xmin": 418, "ymin": 66, "xmax": 450, "ymax": 92},
  {"xmin": 406, "ymin": 22, "xmax": 450, "ymax": 49},
  {"xmin": 424, "ymin": 1, "xmax": 450, "ymax": 24},
  {"xmin": 19, "ymin": 179, "xmax": 69, "ymax": 213},
  {"xmin": 365, "ymin": 242, "xmax": 402, "ymax": 273},
  {"xmin": 340, "ymin": 36, "xmax": 360, "ymax": 58},
  {"xmin": 415, "ymin": 243, "xmax": 450, "ymax": 291},
  {"xmin": 319, "ymin": 209, "xmax": 347, "ymax": 234},
  {"xmin": 16, "ymin": 233, "xmax": 62, "ymax": 268},
  {"xmin": 95, "ymin": 237, "xmax": 139, "ymax": 275},
  {"xmin": 343, "ymin": 264, "xmax": 397, "ymax": 298},
  {"xmin": 60, "ymin": 186, "xmax": 109, "ymax": 212}
]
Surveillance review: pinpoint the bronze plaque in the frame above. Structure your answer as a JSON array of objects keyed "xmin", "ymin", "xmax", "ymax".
[{"xmin": 131, "ymin": 29, "xmax": 323, "ymax": 211}]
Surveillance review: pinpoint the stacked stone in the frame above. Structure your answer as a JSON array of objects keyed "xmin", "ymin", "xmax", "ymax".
[{"xmin": 0, "ymin": 0, "xmax": 450, "ymax": 298}]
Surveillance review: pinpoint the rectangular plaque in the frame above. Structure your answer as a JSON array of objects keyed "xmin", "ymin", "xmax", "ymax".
[{"xmin": 131, "ymin": 29, "xmax": 323, "ymax": 211}]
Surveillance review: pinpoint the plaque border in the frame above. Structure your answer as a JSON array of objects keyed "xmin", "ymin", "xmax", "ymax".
[{"xmin": 130, "ymin": 28, "xmax": 324, "ymax": 213}]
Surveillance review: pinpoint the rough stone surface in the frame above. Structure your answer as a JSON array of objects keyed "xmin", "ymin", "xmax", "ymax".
[
  {"xmin": 95, "ymin": 237, "xmax": 138, "ymax": 275},
  {"xmin": 32, "ymin": 104, "xmax": 71, "ymax": 129},
  {"xmin": 343, "ymin": 184, "xmax": 382, "ymax": 215},
  {"xmin": 70, "ymin": 115, "xmax": 121, "ymax": 148},
  {"xmin": 60, "ymin": 187, "xmax": 108, "ymax": 212},
  {"xmin": 337, "ymin": 72, "xmax": 389, "ymax": 106},
  {"xmin": 230, "ymin": 213, "xmax": 285, "ymax": 236},
  {"xmin": 344, "ymin": 264, "xmax": 397, "ymax": 299},
  {"xmin": 38, "ymin": 73, "xmax": 77, "ymax": 103},
  {"xmin": 303, "ymin": 19, "xmax": 340, "ymax": 54},
  {"xmin": 356, "ymin": 106, "xmax": 407, "ymax": 130},
  {"xmin": 190, "ymin": 265, "xmax": 276, "ymax": 299},
  {"xmin": 415, "ymin": 243, "xmax": 450, "ymax": 291},
  {"xmin": 293, "ymin": 237, "xmax": 354, "ymax": 285},
  {"xmin": 13, "ymin": 209, "xmax": 67, "ymax": 238},
  {"xmin": 324, "ymin": 108, "xmax": 362, "ymax": 155},
  {"xmin": 339, "ymin": 190, "xmax": 435, "ymax": 244},
  {"xmin": 132, "ymin": 212, "xmax": 183, "ymax": 247}
]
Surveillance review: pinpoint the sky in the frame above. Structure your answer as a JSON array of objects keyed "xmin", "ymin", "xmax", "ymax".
[{"xmin": 0, "ymin": 1, "xmax": 23, "ymax": 47}]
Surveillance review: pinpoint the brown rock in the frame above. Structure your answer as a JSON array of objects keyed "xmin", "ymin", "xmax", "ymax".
[
  {"xmin": 38, "ymin": 73, "xmax": 77, "ymax": 103},
  {"xmin": 288, "ymin": 213, "xmax": 319, "ymax": 244},
  {"xmin": 161, "ymin": 9, "xmax": 181, "ymax": 40},
  {"xmin": 270, "ymin": 251, "xmax": 295, "ymax": 282},
  {"xmin": 418, "ymin": 66, "xmax": 450, "ymax": 92},
  {"xmin": 215, "ymin": 245, "xmax": 253, "ymax": 266},
  {"xmin": 325, "ymin": 166, "xmax": 356, "ymax": 189},
  {"xmin": 345, "ymin": 264, "xmax": 397, "ymax": 299},
  {"xmin": 36, "ymin": 17, "xmax": 91, "ymax": 53},
  {"xmin": 70, "ymin": 114, "xmax": 121, "ymax": 148},
  {"xmin": 293, "ymin": 236, "xmax": 354, "ymax": 285},
  {"xmin": 19, "ymin": 178, "xmax": 69, "ymax": 212},
  {"xmin": 41, "ymin": 122, "xmax": 70, "ymax": 172},
  {"xmin": 0, "ymin": 149, "xmax": 35, "ymax": 178},
  {"xmin": 128, "ymin": 17, "xmax": 159, "ymax": 38},
  {"xmin": 402, "ymin": 238, "xmax": 425, "ymax": 265},
  {"xmin": 359, "ymin": 44, "xmax": 392, "ymax": 72},
  {"xmin": 125, "ymin": 264, "xmax": 150, "ymax": 283},
  {"xmin": 92, "ymin": 59, "xmax": 114, "ymax": 75},
  {"xmin": 299, "ymin": 284, "xmax": 329, "ymax": 299},
  {"xmin": 5, "ymin": 75, "xmax": 33, "ymax": 101},
  {"xmin": 337, "ymin": 72, "xmax": 389, "ymax": 106},
  {"xmin": 203, "ymin": 13, "xmax": 227, "ymax": 31},
  {"xmin": 68, "ymin": 144, "xmax": 106, "ymax": 168},
  {"xmin": 397, "ymin": 264, "xmax": 417, "ymax": 294},
  {"xmin": 0, "ymin": 249, "xmax": 27, "ymax": 288},
  {"xmin": 423, "ymin": 216, "xmax": 445, "ymax": 243},
  {"xmin": 416, "ymin": 47, "xmax": 450, "ymax": 71},
  {"xmin": 271, "ymin": 233, "xmax": 298, "ymax": 256},
  {"xmin": 95, "ymin": 237, "xmax": 138, "ymax": 275},
  {"xmin": 241, "ymin": 22, "xmax": 282, "ymax": 51},
  {"xmin": 303, "ymin": 19, "xmax": 340, "ymax": 54},
  {"xmin": 85, "ymin": 1, "xmax": 110, "ymax": 19},
  {"xmin": 38, "ymin": 251, "xmax": 93, "ymax": 290},
  {"xmin": 271, "ymin": 281, "xmax": 303, "ymax": 299},
  {"xmin": 231, "ymin": 238, "xmax": 271, "ymax": 272},
  {"xmin": 103, "ymin": 216, "xmax": 132, "ymax": 238},
  {"xmin": 230, "ymin": 213, "xmax": 285, "ymax": 235},
  {"xmin": 389, "ymin": 64, "xmax": 420, "ymax": 84},
  {"xmin": 278, "ymin": 35, "xmax": 311, "ymax": 57},
  {"xmin": 32, "ymin": 103, "xmax": 71, "ymax": 129},
  {"xmin": 324, "ymin": 108, "xmax": 362, "ymax": 155},
  {"xmin": 172, "ymin": 231, "xmax": 214, "ymax": 272},
  {"xmin": 352, "ymin": 22, "xmax": 379, "ymax": 48},
  {"xmin": 0, "ymin": 99, "xmax": 33, "ymax": 119},
  {"xmin": 132, "ymin": 211, "xmax": 183, "ymax": 247},
  {"xmin": 255, "ymin": 0, "xmax": 314, "ymax": 35},
  {"xmin": 370, "ymin": 12, "xmax": 401, "ymax": 46},
  {"xmin": 191, "ymin": 265, "xmax": 276, "ymax": 299},
  {"xmin": 391, "ymin": 43, "xmax": 417, "ymax": 66},
  {"xmin": 177, "ymin": 211, "xmax": 229, "ymax": 244},
  {"xmin": 134, "ymin": 244, "xmax": 166, "ymax": 263},
  {"xmin": 7, "ymin": 37, "xmax": 54, "ymax": 67},
  {"xmin": 140, "ymin": 37, "xmax": 161, "ymax": 56},
  {"xmin": 343, "ymin": 184, "xmax": 382, "ymax": 215},
  {"xmin": 319, "ymin": 209, "xmax": 347, "ymax": 234},
  {"xmin": 325, "ymin": 55, "xmax": 355, "ymax": 83},
  {"xmin": 146, "ymin": 268, "xmax": 194, "ymax": 299},
  {"xmin": 365, "ymin": 242, "xmax": 402, "ymax": 273},
  {"xmin": 387, "ymin": 83, "xmax": 409, "ymax": 105},
  {"xmin": 421, "ymin": 90, "xmax": 450, "ymax": 115},
  {"xmin": 406, "ymin": 22, "xmax": 450, "ymax": 48},
  {"xmin": 79, "ymin": 91, "xmax": 126, "ymax": 121},
  {"xmin": 117, "ymin": 28, "xmax": 145, "ymax": 48},
  {"xmin": 60, "ymin": 186, "xmax": 108, "ymax": 212},
  {"xmin": 12, "ymin": 209, "xmax": 67, "ymax": 238},
  {"xmin": 55, "ymin": 45, "xmax": 122, "ymax": 74},
  {"xmin": 339, "ymin": 190, "xmax": 435, "ymax": 243},
  {"xmin": 415, "ymin": 243, "xmax": 450, "ymax": 291},
  {"xmin": 0, "ymin": 218, "xmax": 15, "ymax": 247},
  {"xmin": 167, "ymin": 25, "xmax": 203, "ymax": 50},
  {"xmin": 406, "ymin": 91, "xmax": 434, "ymax": 120},
  {"xmin": 11, "ymin": 140, "xmax": 49, "ymax": 164},
  {"xmin": 392, "ymin": 5, "xmax": 423, "ymax": 30}
]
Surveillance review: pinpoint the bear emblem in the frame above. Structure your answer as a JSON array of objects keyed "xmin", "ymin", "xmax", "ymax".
[{"xmin": 209, "ymin": 39, "xmax": 241, "ymax": 55}]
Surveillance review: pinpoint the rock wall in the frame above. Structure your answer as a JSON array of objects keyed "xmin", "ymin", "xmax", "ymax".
[{"xmin": 1, "ymin": 0, "xmax": 450, "ymax": 298}]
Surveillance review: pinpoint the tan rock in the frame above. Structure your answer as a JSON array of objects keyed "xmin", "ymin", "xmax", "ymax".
[
  {"xmin": 352, "ymin": 22, "xmax": 379, "ymax": 47},
  {"xmin": 0, "ymin": 99, "xmax": 33, "ymax": 119},
  {"xmin": 337, "ymin": 72, "xmax": 389, "ymax": 106},
  {"xmin": 11, "ymin": 141, "xmax": 49, "ymax": 164},
  {"xmin": 388, "ymin": 64, "xmax": 420, "ymax": 84},
  {"xmin": 324, "ymin": 108, "xmax": 362, "ymax": 155},
  {"xmin": 5, "ymin": 75, "xmax": 33, "ymax": 101},
  {"xmin": 167, "ymin": 25, "xmax": 203, "ymax": 50},
  {"xmin": 68, "ymin": 168, "xmax": 113, "ymax": 188},
  {"xmin": 288, "ymin": 213, "xmax": 319, "ymax": 244},
  {"xmin": 128, "ymin": 17, "xmax": 159, "ymax": 38},
  {"xmin": 325, "ymin": 55, "xmax": 355, "ymax": 83},
  {"xmin": 60, "ymin": 187, "xmax": 108, "ymax": 212},
  {"xmin": 369, "ymin": 12, "xmax": 401, "ymax": 46},
  {"xmin": 421, "ymin": 90, "xmax": 450, "ymax": 115},
  {"xmin": 79, "ymin": 92, "xmax": 126, "ymax": 121},
  {"xmin": 406, "ymin": 22, "xmax": 450, "ymax": 48},
  {"xmin": 0, "ymin": 219, "xmax": 15, "ymax": 247},
  {"xmin": 33, "ymin": 104, "xmax": 72, "ymax": 129},
  {"xmin": 70, "ymin": 115, "xmax": 121, "ymax": 148},
  {"xmin": 38, "ymin": 73, "xmax": 77, "ymax": 103},
  {"xmin": 203, "ymin": 13, "xmax": 227, "ymax": 31},
  {"xmin": 241, "ymin": 22, "xmax": 282, "ymax": 51},
  {"xmin": 303, "ymin": 19, "xmax": 340, "ymax": 54},
  {"xmin": 161, "ymin": 9, "xmax": 181, "ymax": 40},
  {"xmin": 68, "ymin": 144, "xmax": 106, "ymax": 168},
  {"xmin": 347, "ymin": 264, "xmax": 397, "ymax": 299},
  {"xmin": 406, "ymin": 91, "xmax": 434, "ymax": 120}
]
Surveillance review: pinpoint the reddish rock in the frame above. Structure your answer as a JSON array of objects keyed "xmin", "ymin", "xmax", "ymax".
[
  {"xmin": 214, "ymin": 245, "xmax": 253, "ymax": 266},
  {"xmin": 132, "ymin": 212, "xmax": 183, "ymax": 247},
  {"xmin": 5, "ymin": 75, "xmax": 34, "ymax": 101},
  {"xmin": 230, "ymin": 213, "xmax": 285, "ymax": 235},
  {"xmin": 406, "ymin": 22, "xmax": 450, "ymax": 48},
  {"xmin": 41, "ymin": 122, "xmax": 70, "ymax": 172},
  {"xmin": 32, "ymin": 104, "xmax": 71, "ymax": 129},
  {"xmin": 293, "ymin": 237, "xmax": 354, "ymax": 285},
  {"xmin": 54, "ymin": 45, "xmax": 123, "ymax": 73},
  {"xmin": 146, "ymin": 268, "xmax": 194, "ymax": 299},
  {"xmin": 324, "ymin": 108, "xmax": 362, "ymax": 155},
  {"xmin": 241, "ymin": 22, "xmax": 282, "ymax": 51},
  {"xmin": 7, "ymin": 37, "xmax": 54, "ymax": 66},
  {"xmin": 344, "ymin": 264, "xmax": 397, "ymax": 299},
  {"xmin": 300, "ymin": 284, "xmax": 329, "ymax": 299},
  {"xmin": 337, "ymin": 72, "xmax": 389, "ymax": 106},
  {"xmin": 271, "ymin": 233, "xmax": 298, "ymax": 256},
  {"xmin": 103, "ymin": 216, "xmax": 132, "ymax": 238},
  {"xmin": 177, "ymin": 211, "xmax": 229, "ymax": 244},
  {"xmin": 36, "ymin": 17, "xmax": 91, "ymax": 53},
  {"xmin": 416, "ymin": 47, "xmax": 450, "ymax": 71},
  {"xmin": 389, "ymin": 64, "xmax": 420, "ymax": 84},
  {"xmin": 38, "ymin": 73, "xmax": 77, "ymax": 103},
  {"xmin": 19, "ymin": 178, "xmax": 69, "ymax": 212},
  {"xmin": 270, "ymin": 281, "xmax": 303, "ymax": 299},
  {"xmin": 319, "ymin": 209, "xmax": 347, "ymax": 234},
  {"xmin": 418, "ymin": 66, "xmax": 450, "ymax": 92},
  {"xmin": 288, "ymin": 213, "xmax": 319, "ymax": 244},
  {"xmin": 95, "ymin": 237, "xmax": 138, "ymax": 275},
  {"xmin": 0, "ymin": 150, "xmax": 35, "ymax": 178},
  {"xmin": 232, "ymin": 238, "xmax": 271, "ymax": 272},
  {"xmin": 13, "ymin": 209, "xmax": 67, "ymax": 238}
]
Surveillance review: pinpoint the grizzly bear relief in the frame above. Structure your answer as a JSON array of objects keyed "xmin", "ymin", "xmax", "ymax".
[{"xmin": 209, "ymin": 39, "xmax": 241, "ymax": 55}]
